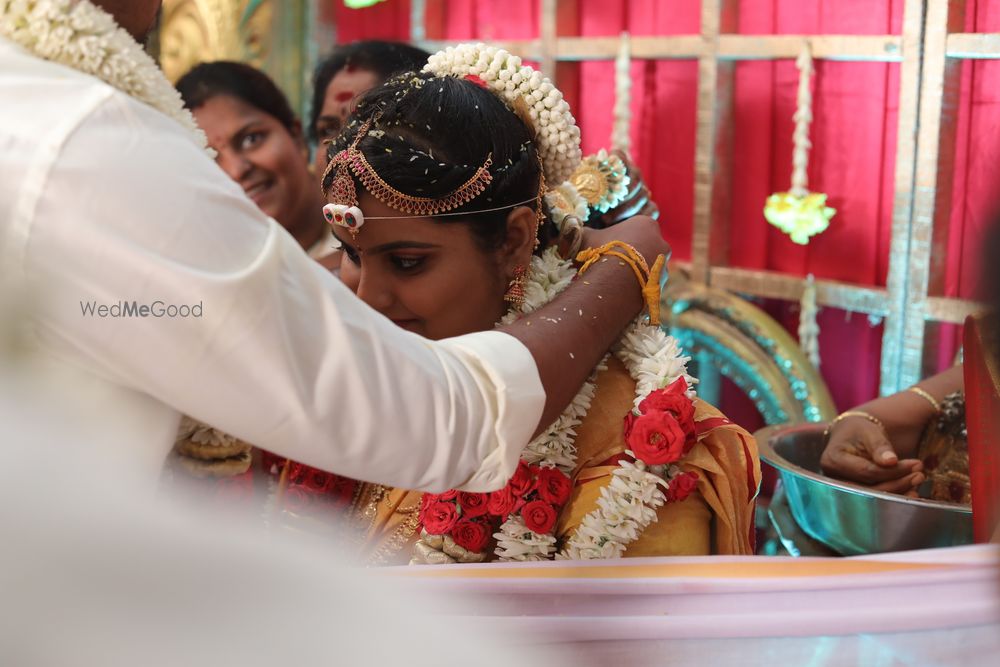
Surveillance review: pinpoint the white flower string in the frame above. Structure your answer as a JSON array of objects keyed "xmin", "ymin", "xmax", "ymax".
[
  {"xmin": 798, "ymin": 273, "xmax": 821, "ymax": 368},
  {"xmin": 0, "ymin": 0, "xmax": 209, "ymax": 152},
  {"xmin": 763, "ymin": 41, "xmax": 835, "ymax": 245},
  {"xmin": 424, "ymin": 43, "xmax": 582, "ymax": 184},
  {"xmin": 611, "ymin": 31, "xmax": 632, "ymax": 154},
  {"xmin": 790, "ymin": 44, "xmax": 814, "ymax": 199}
]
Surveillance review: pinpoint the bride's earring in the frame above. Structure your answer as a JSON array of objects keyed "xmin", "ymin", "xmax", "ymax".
[{"xmin": 503, "ymin": 265, "xmax": 527, "ymax": 308}]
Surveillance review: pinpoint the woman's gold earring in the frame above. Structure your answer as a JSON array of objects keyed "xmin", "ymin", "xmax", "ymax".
[{"xmin": 504, "ymin": 265, "xmax": 527, "ymax": 308}]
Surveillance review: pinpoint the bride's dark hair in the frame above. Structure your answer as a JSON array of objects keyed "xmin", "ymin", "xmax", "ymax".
[{"xmin": 323, "ymin": 72, "xmax": 557, "ymax": 253}]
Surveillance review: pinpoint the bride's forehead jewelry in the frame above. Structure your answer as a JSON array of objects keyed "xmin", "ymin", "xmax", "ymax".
[{"xmin": 322, "ymin": 114, "xmax": 495, "ymax": 239}]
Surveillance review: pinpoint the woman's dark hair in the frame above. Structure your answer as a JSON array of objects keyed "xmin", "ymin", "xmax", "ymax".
[
  {"xmin": 324, "ymin": 73, "xmax": 556, "ymax": 254},
  {"xmin": 177, "ymin": 61, "xmax": 298, "ymax": 132},
  {"xmin": 309, "ymin": 41, "xmax": 430, "ymax": 141}
]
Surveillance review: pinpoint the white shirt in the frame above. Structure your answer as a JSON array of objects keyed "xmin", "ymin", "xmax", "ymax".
[{"xmin": 0, "ymin": 37, "xmax": 544, "ymax": 493}]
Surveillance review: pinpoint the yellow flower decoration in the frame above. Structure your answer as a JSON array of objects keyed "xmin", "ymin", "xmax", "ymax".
[{"xmin": 763, "ymin": 191, "xmax": 836, "ymax": 245}]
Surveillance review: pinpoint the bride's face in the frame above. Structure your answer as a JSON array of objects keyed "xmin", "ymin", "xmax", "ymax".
[{"xmin": 333, "ymin": 194, "xmax": 513, "ymax": 340}]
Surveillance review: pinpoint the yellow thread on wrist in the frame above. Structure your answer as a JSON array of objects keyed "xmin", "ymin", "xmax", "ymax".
[{"xmin": 576, "ymin": 242, "xmax": 664, "ymax": 326}]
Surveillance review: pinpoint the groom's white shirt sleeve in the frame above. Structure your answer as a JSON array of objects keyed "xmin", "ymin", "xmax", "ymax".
[{"xmin": 0, "ymin": 39, "xmax": 544, "ymax": 492}]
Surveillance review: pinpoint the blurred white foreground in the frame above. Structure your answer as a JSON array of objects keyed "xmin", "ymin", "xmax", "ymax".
[{"xmin": 1, "ymin": 297, "xmax": 997, "ymax": 667}]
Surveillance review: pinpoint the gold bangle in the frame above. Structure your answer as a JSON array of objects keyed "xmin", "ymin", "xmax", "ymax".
[
  {"xmin": 907, "ymin": 386, "xmax": 941, "ymax": 413},
  {"xmin": 823, "ymin": 410, "xmax": 886, "ymax": 442}
]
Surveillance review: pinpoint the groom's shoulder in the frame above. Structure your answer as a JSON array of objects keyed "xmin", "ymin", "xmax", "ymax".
[{"xmin": 0, "ymin": 36, "xmax": 198, "ymax": 158}]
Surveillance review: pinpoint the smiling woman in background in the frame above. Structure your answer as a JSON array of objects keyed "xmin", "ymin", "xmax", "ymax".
[{"xmin": 177, "ymin": 61, "xmax": 340, "ymax": 267}]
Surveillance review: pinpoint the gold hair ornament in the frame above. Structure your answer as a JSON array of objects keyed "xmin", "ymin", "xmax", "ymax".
[{"xmin": 321, "ymin": 116, "xmax": 494, "ymax": 240}]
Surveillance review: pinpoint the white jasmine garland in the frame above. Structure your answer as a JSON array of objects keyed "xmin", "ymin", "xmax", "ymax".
[
  {"xmin": 413, "ymin": 248, "xmax": 698, "ymax": 564},
  {"xmin": 611, "ymin": 32, "xmax": 632, "ymax": 154},
  {"xmin": 555, "ymin": 325, "xmax": 696, "ymax": 560},
  {"xmin": 544, "ymin": 181, "xmax": 590, "ymax": 233},
  {"xmin": 424, "ymin": 43, "xmax": 582, "ymax": 184},
  {"xmin": 0, "ymin": 0, "xmax": 209, "ymax": 151}
]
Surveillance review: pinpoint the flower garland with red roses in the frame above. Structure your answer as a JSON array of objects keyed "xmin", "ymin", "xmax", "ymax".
[
  {"xmin": 413, "ymin": 462, "xmax": 574, "ymax": 562},
  {"xmin": 410, "ymin": 248, "xmax": 702, "ymax": 564}
]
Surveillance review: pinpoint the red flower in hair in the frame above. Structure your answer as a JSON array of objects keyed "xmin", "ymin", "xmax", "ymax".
[{"xmin": 464, "ymin": 74, "xmax": 489, "ymax": 89}]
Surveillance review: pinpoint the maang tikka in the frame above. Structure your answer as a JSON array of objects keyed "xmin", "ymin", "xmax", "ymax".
[{"xmin": 321, "ymin": 113, "xmax": 495, "ymax": 241}]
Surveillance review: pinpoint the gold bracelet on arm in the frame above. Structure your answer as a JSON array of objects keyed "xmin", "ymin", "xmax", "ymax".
[
  {"xmin": 576, "ymin": 241, "xmax": 666, "ymax": 326},
  {"xmin": 906, "ymin": 386, "xmax": 941, "ymax": 413},
  {"xmin": 823, "ymin": 410, "xmax": 886, "ymax": 442}
]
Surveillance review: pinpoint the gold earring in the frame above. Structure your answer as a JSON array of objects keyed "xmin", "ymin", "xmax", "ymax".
[{"xmin": 503, "ymin": 265, "xmax": 527, "ymax": 308}]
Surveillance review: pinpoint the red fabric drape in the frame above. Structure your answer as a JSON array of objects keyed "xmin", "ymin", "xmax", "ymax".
[{"xmin": 331, "ymin": 0, "xmax": 1000, "ymax": 414}]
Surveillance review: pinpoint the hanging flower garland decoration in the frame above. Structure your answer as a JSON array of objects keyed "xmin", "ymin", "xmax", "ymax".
[
  {"xmin": 611, "ymin": 31, "xmax": 632, "ymax": 154},
  {"xmin": 0, "ymin": 0, "xmax": 209, "ymax": 153},
  {"xmin": 798, "ymin": 273, "xmax": 821, "ymax": 369},
  {"xmin": 763, "ymin": 42, "xmax": 835, "ymax": 245}
]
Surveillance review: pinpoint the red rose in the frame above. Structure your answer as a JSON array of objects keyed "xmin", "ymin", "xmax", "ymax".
[
  {"xmin": 521, "ymin": 500, "xmax": 558, "ymax": 534},
  {"xmin": 626, "ymin": 411, "xmax": 687, "ymax": 465},
  {"xmin": 487, "ymin": 486, "xmax": 516, "ymax": 518},
  {"xmin": 535, "ymin": 467, "xmax": 572, "ymax": 506},
  {"xmin": 451, "ymin": 519, "xmax": 491, "ymax": 553},
  {"xmin": 508, "ymin": 461, "xmax": 534, "ymax": 497},
  {"xmin": 638, "ymin": 378, "xmax": 696, "ymax": 434},
  {"xmin": 464, "ymin": 74, "xmax": 489, "ymax": 89},
  {"xmin": 437, "ymin": 489, "xmax": 458, "ymax": 501},
  {"xmin": 457, "ymin": 491, "xmax": 489, "ymax": 518},
  {"xmin": 286, "ymin": 461, "xmax": 307, "ymax": 484},
  {"xmin": 302, "ymin": 467, "xmax": 334, "ymax": 493},
  {"xmin": 420, "ymin": 501, "xmax": 459, "ymax": 535},
  {"xmin": 667, "ymin": 471, "xmax": 699, "ymax": 503},
  {"xmin": 623, "ymin": 411, "xmax": 638, "ymax": 436}
]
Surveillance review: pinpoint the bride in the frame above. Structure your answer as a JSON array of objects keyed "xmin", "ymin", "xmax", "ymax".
[{"xmin": 278, "ymin": 44, "xmax": 760, "ymax": 565}]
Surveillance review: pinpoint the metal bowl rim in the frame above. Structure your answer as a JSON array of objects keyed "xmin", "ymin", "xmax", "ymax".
[{"xmin": 756, "ymin": 423, "xmax": 972, "ymax": 515}]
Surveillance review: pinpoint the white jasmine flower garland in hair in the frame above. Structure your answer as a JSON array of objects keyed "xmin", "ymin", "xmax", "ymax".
[
  {"xmin": 424, "ymin": 43, "xmax": 582, "ymax": 184},
  {"xmin": 0, "ymin": 0, "xmax": 208, "ymax": 150}
]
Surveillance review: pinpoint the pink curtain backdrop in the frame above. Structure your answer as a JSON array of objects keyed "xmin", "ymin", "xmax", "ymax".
[{"xmin": 331, "ymin": 0, "xmax": 1000, "ymax": 417}]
